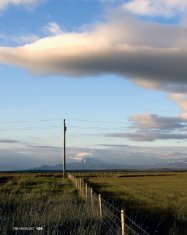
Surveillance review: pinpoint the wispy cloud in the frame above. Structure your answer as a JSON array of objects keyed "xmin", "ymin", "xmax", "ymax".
[
  {"xmin": 15, "ymin": 34, "xmax": 40, "ymax": 44},
  {"xmin": 0, "ymin": 139, "xmax": 23, "ymax": 144},
  {"xmin": 0, "ymin": 0, "xmax": 43, "ymax": 12},
  {"xmin": 73, "ymin": 152, "xmax": 93, "ymax": 161},
  {"xmin": 43, "ymin": 22, "xmax": 63, "ymax": 36},
  {"xmin": 105, "ymin": 114, "xmax": 187, "ymax": 142},
  {"xmin": 0, "ymin": 32, "xmax": 40, "ymax": 46},
  {"xmin": 96, "ymin": 144, "xmax": 130, "ymax": 148},
  {"xmin": 123, "ymin": 0, "xmax": 187, "ymax": 18},
  {"xmin": 106, "ymin": 131, "xmax": 187, "ymax": 142},
  {"xmin": 171, "ymin": 94, "xmax": 187, "ymax": 119},
  {"xmin": 129, "ymin": 114, "xmax": 187, "ymax": 130}
]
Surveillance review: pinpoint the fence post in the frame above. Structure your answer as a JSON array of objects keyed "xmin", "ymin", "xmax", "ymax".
[
  {"xmin": 80, "ymin": 179, "xmax": 83, "ymax": 196},
  {"xmin": 79, "ymin": 179, "xmax": 81, "ymax": 192},
  {"xmin": 99, "ymin": 194, "xmax": 103, "ymax": 220},
  {"xmin": 91, "ymin": 188, "xmax": 93, "ymax": 208},
  {"xmin": 85, "ymin": 183, "xmax": 88, "ymax": 200},
  {"xmin": 82, "ymin": 181, "xmax": 84, "ymax": 196},
  {"xmin": 80, "ymin": 180, "xmax": 82, "ymax": 193},
  {"xmin": 121, "ymin": 209, "xmax": 125, "ymax": 235}
]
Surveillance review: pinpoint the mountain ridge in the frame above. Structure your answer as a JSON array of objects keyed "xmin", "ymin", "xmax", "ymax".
[{"xmin": 29, "ymin": 157, "xmax": 187, "ymax": 171}]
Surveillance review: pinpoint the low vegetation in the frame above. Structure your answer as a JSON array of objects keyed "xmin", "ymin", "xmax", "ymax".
[
  {"xmin": 1, "ymin": 171, "xmax": 186, "ymax": 234},
  {"xmin": 80, "ymin": 171, "xmax": 187, "ymax": 235},
  {"xmin": 0, "ymin": 173, "xmax": 101, "ymax": 235}
]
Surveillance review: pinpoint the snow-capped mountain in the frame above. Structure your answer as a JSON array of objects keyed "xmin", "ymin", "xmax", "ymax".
[
  {"xmin": 30, "ymin": 157, "xmax": 129, "ymax": 171},
  {"xmin": 29, "ymin": 157, "xmax": 187, "ymax": 171}
]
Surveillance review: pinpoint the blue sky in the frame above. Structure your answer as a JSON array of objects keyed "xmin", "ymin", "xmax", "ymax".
[{"xmin": 0, "ymin": 0, "xmax": 187, "ymax": 170}]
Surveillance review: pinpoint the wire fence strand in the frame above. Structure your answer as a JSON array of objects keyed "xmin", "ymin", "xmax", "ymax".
[{"xmin": 68, "ymin": 173, "xmax": 150, "ymax": 235}]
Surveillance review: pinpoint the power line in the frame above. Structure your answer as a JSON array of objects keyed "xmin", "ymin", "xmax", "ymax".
[
  {"xmin": 0, "ymin": 118, "xmax": 125, "ymax": 124},
  {"xmin": 0, "ymin": 126, "xmax": 62, "ymax": 131},
  {"xmin": 0, "ymin": 118, "xmax": 63, "ymax": 124}
]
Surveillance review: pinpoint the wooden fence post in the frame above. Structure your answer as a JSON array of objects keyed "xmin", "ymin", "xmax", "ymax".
[
  {"xmin": 85, "ymin": 183, "xmax": 88, "ymax": 200},
  {"xmin": 79, "ymin": 179, "xmax": 81, "ymax": 192},
  {"xmin": 80, "ymin": 179, "xmax": 83, "ymax": 196},
  {"xmin": 80, "ymin": 180, "xmax": 82, "ymax": 193},
  {"xmin": 82, "ymin": 181, "xmax": 84, "ymax": 195},
  {"xmin": 91, "ymin": 188, "xmax": 93, "ymax": 208},
  {"xmin": 99, "ymin": 194, "xmax": 103, "ymax": 220},
  {"xmin": 121, "ymin": 209, "xmax": 125, "ymax": 235}
]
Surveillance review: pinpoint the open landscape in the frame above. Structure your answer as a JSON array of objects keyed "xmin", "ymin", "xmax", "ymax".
[
  {"xmin": 0, "ymin": 173, "xmax": 101, "ymax": 235},
  {"xmin": 78, "ymin": 171, "xmax": 187, "ymax": 235},
  {"xmin": 1, "ymin": 171, "xmax": 187, "ymax": 234},
  {"xmin": 1, "ymin": 0, "xmax": 187, "ymax": 234}
]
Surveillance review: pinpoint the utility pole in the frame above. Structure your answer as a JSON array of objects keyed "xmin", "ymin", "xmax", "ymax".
[{"xmin": 63, "ymin": 119, "xmax": 67, "ymax": 178}]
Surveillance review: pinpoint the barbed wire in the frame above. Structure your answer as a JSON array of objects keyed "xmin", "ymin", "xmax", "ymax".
[
  {"xmin": 125, "ymin": 215, "xmax": 150, "ymax": 235},
  {"xmin": 103, "ymin": 218, "xmax": 120, "ymax": 234},
  {"xmin": 101, "ymin": 197, "xmax": 121, "ymax": 213},
  {"xmin": 126, "ymin": 224, "xmax": 139, "ymax": 235},
  {"xmin": 68, "ymin": 173, "xmax": 150, "ymax": 235},
  {"xmin": 102, "ymin": 204, "xmax": 121, "ymax": 225},
  {"xmin": 103, "ymin": 212, "xmax": 121, "ymax": 231}
]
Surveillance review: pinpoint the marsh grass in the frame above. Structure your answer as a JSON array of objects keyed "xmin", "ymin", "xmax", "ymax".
[
  {"xmin": 0, "ymin": 173, "xmax": 101, "ymax": 235},
  {"xmin": 83, "ymin": 172, "xmax": 187, "ymax": 235}
]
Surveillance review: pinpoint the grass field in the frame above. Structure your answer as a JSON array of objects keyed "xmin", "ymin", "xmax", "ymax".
[
  {"xmin": 80, "ymin": 171, "xmax": 187, "ymax": 235},
  {"xmin": 0, "ymin": 173, "xmax": 101, "ymax": 235},
  {"xmin": 1, "ymin": 172, "xmax": 187, "ymax": 235}
]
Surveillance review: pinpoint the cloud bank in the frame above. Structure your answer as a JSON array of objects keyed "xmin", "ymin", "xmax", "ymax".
[
  {"xmin": 1, "ymin": 144, "xmax": 187, "ymax": 170},
  {"xmin": 1, "ymin": 1, "xmax": 187, "ymax": 142},
  {"xmin": 0, "ymin": 11, "xmax": 187, "ymax": 93},
  {"xmin": 106, "ymin": 114, "xmax": 187, "ymax": 141}
]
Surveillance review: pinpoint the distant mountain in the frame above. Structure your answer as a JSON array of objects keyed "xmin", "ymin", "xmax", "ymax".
[
  {"xmin": 29, "ymin": 157, "xmax": 187, "ymax": 171},
  {"xmin": 154, "ymin": 160, "xmax": 187, "ymax": 170},
  {"xmin": 30, "ymin": 157, "xmax": 135, "ymax": 171},
  {"xmin": 67, "ymin": 157, "xmax": 128, "ymax": 170}
]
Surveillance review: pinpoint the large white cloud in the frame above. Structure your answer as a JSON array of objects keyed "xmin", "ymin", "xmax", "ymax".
[
  {"xmin": 0, "ymin": 12, "xmax": 187, "ymax": 87},
  {"xmin": 0, "ymin": 5, "xmax": 187, "ymax": 116}
]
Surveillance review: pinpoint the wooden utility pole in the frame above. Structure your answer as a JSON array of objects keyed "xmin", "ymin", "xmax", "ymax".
[{"xmin": 63, "ymin": 119, "xmax": 67, "ymax": 178}]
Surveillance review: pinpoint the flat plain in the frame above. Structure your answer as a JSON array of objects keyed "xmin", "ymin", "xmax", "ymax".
[
  {"xmin": 81, "ymin": 171, "xmax": 187, "ymax": 235},
  {"xmin": 1, "ymin": 172, "xmax": 187, "ymax": 235},
  {"xmin": 0, "ymin": 173, "xmax": 101, "ymax": 235}
]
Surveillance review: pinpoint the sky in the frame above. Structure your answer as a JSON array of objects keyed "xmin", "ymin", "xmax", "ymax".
[{"xmin": 0, "ymin": 0, "xmax": 187, "ymax": 170}]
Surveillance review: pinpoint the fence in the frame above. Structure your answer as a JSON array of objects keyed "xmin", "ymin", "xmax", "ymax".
[{"xmin": 67, "ymin": 173, "xmax": 150, "ymax": 235}]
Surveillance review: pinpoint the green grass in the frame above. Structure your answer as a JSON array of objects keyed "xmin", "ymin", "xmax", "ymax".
[
  {"xmin": 81, "ymin": 171, "xmax": 187, "ymax": 235},
  {"xmin": 0, "ymin": 173, "xmax": 101, "ymax": 235},
  {"xmin": 2, "ymin": 172, "xmax": 186, "ymax": 234}
]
